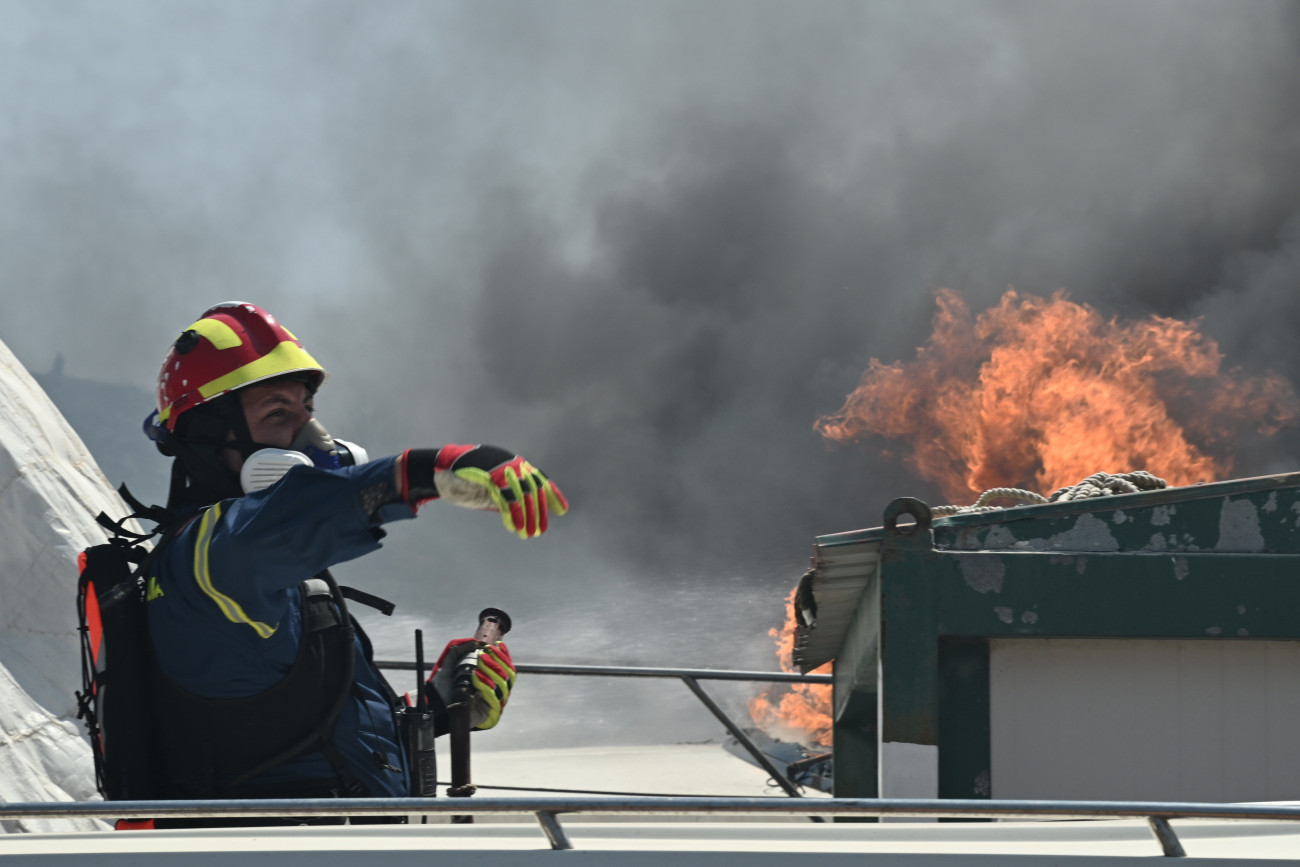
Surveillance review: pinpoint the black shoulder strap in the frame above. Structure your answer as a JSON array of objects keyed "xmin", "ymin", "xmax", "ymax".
[
  {"xmin": 94, "ymin": 511, "xmax": 154, "ymax": 545},
  {"xmin": 117, "ymin": 484, "xmax": 176, "ymax": 532},
  {"xmin": 93, "ymin": 486, "xmax": 177, "ymax": 551},
  {"xmin": 339, "ymin": 585, "xmax": 396, "ymax": 616}
]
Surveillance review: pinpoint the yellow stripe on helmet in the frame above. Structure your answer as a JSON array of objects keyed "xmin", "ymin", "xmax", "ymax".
[
  {"xmin": 188, "ymin": 317, "xmax": 244, "ymax": 350},
  {"xmin": 197, "ymin": 340, "xmax": 325, "ymax": 400}
]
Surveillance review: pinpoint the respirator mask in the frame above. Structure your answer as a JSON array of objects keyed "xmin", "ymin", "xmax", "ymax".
[{"xmin": 239, "ymin": 417, "xmax": 370, "ymax": 493}]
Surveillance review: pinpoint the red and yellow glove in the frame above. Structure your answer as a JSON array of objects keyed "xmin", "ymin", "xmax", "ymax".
[
  {"xmin": 428, "ymin": 638, "xmax": 517, "ymax": 731},
  {"xmin": 399, "ymin": 445, "xmax": 568, "ymax": 538}
]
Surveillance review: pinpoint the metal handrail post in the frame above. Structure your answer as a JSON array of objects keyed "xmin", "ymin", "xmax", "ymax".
[
  {"xmin": 679, "ymin": 676, "xmax": 821, "ymax": 821},
  {"xmin": 1147, "ymin": 816, "xmax": 1186, "ymax": 858},
  {"xmin": 535, "ymin": 810, "xmax": 572, "ymax": 850}
]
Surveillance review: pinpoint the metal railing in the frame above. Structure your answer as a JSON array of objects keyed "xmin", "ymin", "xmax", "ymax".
[
  {"xmin": 7, "ymin": 796, "xmax": 1300, "ymax": 856},
  {"xmin": 377, "ymin": 660, "xmax": 833, "ymax": 801}
]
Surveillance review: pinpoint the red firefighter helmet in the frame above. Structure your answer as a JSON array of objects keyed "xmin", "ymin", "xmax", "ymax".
[{"xmin": 154, "ymin": 301, "xmax": 327, "ymax": 433}]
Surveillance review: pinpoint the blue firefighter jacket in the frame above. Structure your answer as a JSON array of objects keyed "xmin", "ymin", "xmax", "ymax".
[{"xmin": 145, "ymin": 457, "xmax": 419, "ymax": 797}]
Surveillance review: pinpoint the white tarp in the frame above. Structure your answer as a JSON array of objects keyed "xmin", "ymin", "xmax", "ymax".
[{"xmin": 0, "ymin": 337, "xmax": 129, "ymax": 832}]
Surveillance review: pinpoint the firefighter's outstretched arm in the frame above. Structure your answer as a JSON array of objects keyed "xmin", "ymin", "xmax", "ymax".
[{"xmin": 396, "ymin": 445, "xmax": 568, "ymax": 539}]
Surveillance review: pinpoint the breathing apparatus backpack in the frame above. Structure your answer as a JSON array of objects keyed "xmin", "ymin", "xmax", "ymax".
[{"xmin": 75, "ymin": 494, "xmax": 171, "ymax": 801}]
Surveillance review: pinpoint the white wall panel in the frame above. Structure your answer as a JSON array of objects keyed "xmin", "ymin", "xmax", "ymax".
[{"xmin": 990, "ymin": 638, "xmax": 1300, "ymax": 802}]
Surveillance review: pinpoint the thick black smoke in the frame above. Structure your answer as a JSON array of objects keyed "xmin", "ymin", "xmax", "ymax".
[{"xmin": 5, "ymin": 1, "xmax": 1300, "ymax": 677}]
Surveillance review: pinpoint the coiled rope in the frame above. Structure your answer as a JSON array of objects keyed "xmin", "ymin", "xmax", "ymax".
[
  {"xmin": 932, "ymin": 470, "xmax": 1168, "ymax": 516},
  {"xmin": 931, "ymin": 487, "xmax": 1047, "ymax": 516}
]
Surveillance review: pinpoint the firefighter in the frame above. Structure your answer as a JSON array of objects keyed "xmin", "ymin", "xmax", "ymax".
[{"xmin": 137, "ymin": 301, "xmax": 566, "ymax": 810}]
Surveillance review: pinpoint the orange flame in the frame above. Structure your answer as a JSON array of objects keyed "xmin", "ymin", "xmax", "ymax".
[
  {"xmin": 753, "ymin": 288, "xmax": 1299, "ymax": 746},
  {"xmin": 748, "ymin": 587, "xmax": 832, "ymax": 747},
  {"xmin": 816, "ymin": 288, "xmax": 1298, "ymax": 502}
]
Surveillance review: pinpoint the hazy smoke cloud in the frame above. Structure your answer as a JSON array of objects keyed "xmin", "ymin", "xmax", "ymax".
[{"xmin": 5, "ymin": 0, "xmax": 1300, "ymax": 667}]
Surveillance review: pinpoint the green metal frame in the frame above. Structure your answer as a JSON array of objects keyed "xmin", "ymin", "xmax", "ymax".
[{"xmin": 825, "ymin": 472, "xmax": 1300, "ymax": 800}]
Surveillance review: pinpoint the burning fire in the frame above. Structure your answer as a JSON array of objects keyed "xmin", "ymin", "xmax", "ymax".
[
  {"xmin": 751, "ymin": 288, "xmax": 1298, "ymax": 746},
  {"xmin": 816, "ymin": 288, "xmax": 1297, "ymax": 503},
  {"xmin": 748, "ymin": 587, "xmax": 832, "ymax": 748}
]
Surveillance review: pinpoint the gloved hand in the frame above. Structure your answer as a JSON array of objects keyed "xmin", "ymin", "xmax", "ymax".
[
  {"xmin": 428, "ymin": 638, "xmax": 516, "ymax": 731},
  {"xmin": 400, "ymin": 445, "xmax": 568, "ymax": 539}
]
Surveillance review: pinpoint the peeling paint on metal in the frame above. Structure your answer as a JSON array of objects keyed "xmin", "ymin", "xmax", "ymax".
[
  {"xmin": 1292, "ymin": 501, "xmax": 1300, "ymax": 528},
  {"xmin": 1020, "ymin": 611, "xmax": 1038, "ymax": 624},
  {"xmin": 955, "ymin": 528, "xmax": 982, "ymax": 551},
  {"xmin": 1216, "ymin": 498, "xmax": 1266, "ymax": 552},
  {"xmin": 994, "ymin": 606, "xmax": 1014, "ymax": 624},
  {"xmin": 1238, "ymin": 628, "xmax": 1250, "ymax": 637},
  {"xmin": 1206, "ymin": 626, "xmax": 1222, "ymax": 636},
  {"xmin": 974, "ymin": 770, "xmax": 990, "ymax": 797},
  {"xmin": 1049, "ymin": 513, "xmax": 1120, "ymax": 551},
  {"xmin": 1172, "ymin": 557, "xmax": 1189, "ymax": 581},
  {"xmin": 1237, "ymin": 604, "xmax": 1247, "ymax": 615},
  {"xmin": 1112, "ymin": 510, "xmax": 1128, "ymax": 525},
  {"xmin": 1076, "ymin": 557, "xmax": 1087, "ymax": 575},
  {"xmin": 1264, "ymin": 492, "xmax": 1279, "ymax": 514},
  {"xmin": 959, "ymin": 556, "xmax": 1005, "ymax": 594},
  {"xmin": 982, "ymin": 526, "xmax": 1019, "ymax": 550},
  {"xmin": 1151, "ymin": 505, "xmax": 1174, "ymax": 527},
  {"xmin": 1148, "ymin": 533, "xmax": 1167, "ymax": 551}
]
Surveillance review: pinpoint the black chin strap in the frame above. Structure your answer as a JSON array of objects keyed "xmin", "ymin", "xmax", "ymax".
[
  {"xmin": 165, "ymin": 397, "xmax": 247, "ymax": 509},
  {"xmin": 167, "ymin": 446, "xmax": 242, "ymax": 510}
]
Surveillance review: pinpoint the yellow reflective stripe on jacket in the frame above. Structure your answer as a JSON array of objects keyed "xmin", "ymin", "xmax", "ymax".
[
  {"xmin": 192, "ymin": 503, "xmax": 278, "ymax": 639},
  {"xmin": 197, "ymin": 340, "xmax": 323, "ymax": 400}
]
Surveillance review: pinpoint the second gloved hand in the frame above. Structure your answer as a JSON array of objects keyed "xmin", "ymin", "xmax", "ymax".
[{"xmin": 428, "ymin": 638, "xmax": 516, "ymax": 731}]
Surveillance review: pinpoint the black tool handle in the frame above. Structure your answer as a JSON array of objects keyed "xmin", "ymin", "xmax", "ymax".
[{"xmin": 448, "ymin": 608, "xmax": 511, "ymax": 823}]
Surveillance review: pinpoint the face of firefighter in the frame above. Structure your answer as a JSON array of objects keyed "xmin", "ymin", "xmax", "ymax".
[{"xmin": 221, "ymin": 380, "xmax": 315, "ymax": 473}]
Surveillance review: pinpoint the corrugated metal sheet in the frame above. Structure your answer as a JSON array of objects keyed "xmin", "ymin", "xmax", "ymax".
[{"xmin": 793, "ymin": 534, "xmax": 880, "ymax": 673}]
